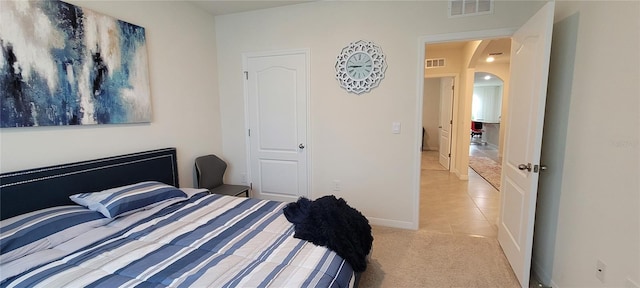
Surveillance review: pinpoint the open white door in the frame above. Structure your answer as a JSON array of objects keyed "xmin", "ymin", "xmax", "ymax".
[
  {"xmin": 245, "ymin": 50, "xmax": 309, "ymax": 202},
  {"xmin": 438, "ymin": 77, "xmax": 454, "ymax": 170},
  {"xmin": 498, "ymin": 2, "xmax": 554, "ymax": 287}
]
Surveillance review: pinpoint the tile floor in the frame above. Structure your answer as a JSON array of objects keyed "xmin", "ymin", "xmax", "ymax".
[
  {"xmin": 421, "ymin": 147, "xmax": 546, "ymax": 286},
  {"xmin": 420, "ymin": 149, "xmax": 500, "ymax": 238}
]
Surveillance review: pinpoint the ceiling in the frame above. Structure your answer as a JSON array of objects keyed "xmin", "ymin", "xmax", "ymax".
[
  {"xmin": 189, "ymin": 0, "xmax": 313, "ymax": 16},
  {"xmin": 474, "ymin": 38, "xmax": 511, "ymax": 85},
  {"xmin": 427, "ymin": 38, "xmax": 511, "ymax": 86},
  {"xmin": 480, "ymin": 38, "xmax": 511, "ymax": 65},
  {"xmin": 474, "ymin": 71, "xmax": 504, "ymax": 86}
]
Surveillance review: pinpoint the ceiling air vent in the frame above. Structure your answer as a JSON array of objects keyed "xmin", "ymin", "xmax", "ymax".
[
  {"xmin": 425, "ymin": 58, "xmax": 446, "ymax": 69},
  {"xmin": 449, "ymin": 0, "xmax": 493, "ymax": 17}
]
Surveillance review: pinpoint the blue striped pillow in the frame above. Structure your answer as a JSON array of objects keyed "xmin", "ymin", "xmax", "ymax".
[
  {"xmin": 0, "ymin": 205, "xmax": 109, "ymax": 264},
  {"xmin": 69, "ymin": 181, "xmax": 187, "ymax": 218}
]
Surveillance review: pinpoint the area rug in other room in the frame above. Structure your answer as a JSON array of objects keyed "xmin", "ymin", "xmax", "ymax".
[{"xmin": 468, "ymin": 155, "xmax": 502, "ymax": 190}]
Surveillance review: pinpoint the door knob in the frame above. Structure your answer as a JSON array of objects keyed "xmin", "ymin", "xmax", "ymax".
[
  {"xmin": 299, "ymin": 143, "xmax": 305, "ymax": 149},
  {"xmin": 518, "ymin": 163, "xmax": 532, "ymax": 172}
]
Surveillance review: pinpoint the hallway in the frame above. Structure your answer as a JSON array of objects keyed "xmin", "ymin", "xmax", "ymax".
[
  {"xmin": 420, "ymin": 150, "xmax": 500, "ymax": 238},
  {"xmin": 358, "ymin": 150, "xmax": 525, "ymax": 287}
]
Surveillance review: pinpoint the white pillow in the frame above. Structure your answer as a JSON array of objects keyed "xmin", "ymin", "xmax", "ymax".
[{"xmin": 69, "ymin": 181, "xmax": 187, "ymax": 218}]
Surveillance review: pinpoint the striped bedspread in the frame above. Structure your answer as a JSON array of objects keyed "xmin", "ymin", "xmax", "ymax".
[{"xmin": 1, "ymin": 193, "xmax": 355, "ymax": 287}]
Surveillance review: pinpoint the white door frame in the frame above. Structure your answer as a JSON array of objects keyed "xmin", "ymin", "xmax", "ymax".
[
  {"xmin": 242, "ymin": 49, "xmax": 312, "ymax": 200},
  {"xmin": 424, "ymin": 73, "xmax": 459, "ymax": 171},
  {"xmin": 413, "ymin": 28, "xmax": 516, "ymax": 229}
]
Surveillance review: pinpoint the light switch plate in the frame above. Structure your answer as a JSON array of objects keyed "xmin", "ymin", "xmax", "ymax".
[{"xmin": 392, "ymin": 122, "xmax": 401, "ymax": 134}]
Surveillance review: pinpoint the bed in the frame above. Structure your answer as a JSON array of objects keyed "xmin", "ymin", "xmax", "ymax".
[{"xmin": 0, "ymin": 148, "xmax": 358, "ymax": 287}]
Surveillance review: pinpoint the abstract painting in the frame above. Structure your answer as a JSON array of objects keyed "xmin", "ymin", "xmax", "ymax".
[{"xmin": 0, "ymin": 0, "xmax": 151, "ymax": 127}]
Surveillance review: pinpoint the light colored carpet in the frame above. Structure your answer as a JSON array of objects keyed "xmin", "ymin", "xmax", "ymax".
[
  {"xmin": 358, "ymin": 226, "xmax": 519, "ymax": 288},
  {"xmin": 468, "ymin": 156, "xmax": 502, "ymax": 190}
]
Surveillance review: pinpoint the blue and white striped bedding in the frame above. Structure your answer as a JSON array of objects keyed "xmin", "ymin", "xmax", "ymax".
[
  {"xmin": 0, "ymin": 206, "xmax": 110, "ymax": 264},
  {"xmin": 0, "ymin": 192, "xmax": 355, "ymax": 287}
]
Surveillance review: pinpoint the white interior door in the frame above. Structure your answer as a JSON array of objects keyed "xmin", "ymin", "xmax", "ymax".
[
  {"xmin": 497, "ymin": 2, "xmax": 554, "ymax": 287},
  {"xmin": 438, "ymin": 77, "xmax": 454, "ymax": 170},
  {"xmin": 245, "ymin": 50, "xmax": 309, "ymax": 202}
]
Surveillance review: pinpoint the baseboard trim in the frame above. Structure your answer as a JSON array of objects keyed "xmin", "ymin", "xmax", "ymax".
[
  {"xmin": 368, "ymin": 217, "xmax": 416, "ymax": 230},
  {"xmin": 453, "ymin": 168, "xmax": 469, "ymax": 180}
]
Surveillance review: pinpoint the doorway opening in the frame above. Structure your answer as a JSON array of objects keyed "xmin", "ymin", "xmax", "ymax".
[
  {"xmin": 416, "ymin": 4, "xmax": 555, "ymax": 285},
  {"xmin": 420, "ymin": 37, "xmax": 511, "ymax": 238},
  {"xmin": 469, "ymin": 70, "xmax": 505, "ymax": 190}
]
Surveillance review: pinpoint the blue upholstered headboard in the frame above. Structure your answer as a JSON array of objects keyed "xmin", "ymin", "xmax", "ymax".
[{"xmin": 0, "ymin": 148, "xmax": 179, "ymax": 220}]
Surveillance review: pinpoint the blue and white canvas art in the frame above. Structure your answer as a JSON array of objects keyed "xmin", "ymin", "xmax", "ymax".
[{"xmin": 0, "ymin": 0, "xmax": 152, "ymax": 127}]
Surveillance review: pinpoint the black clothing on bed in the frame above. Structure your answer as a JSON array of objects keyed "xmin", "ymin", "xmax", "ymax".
[{"xmin": 283, "ymin": 195, "xmax": 373, "ymax": 272}]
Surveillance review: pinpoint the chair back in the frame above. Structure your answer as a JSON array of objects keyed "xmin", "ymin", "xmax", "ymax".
[{"xmin": 195, "ymin": 155, "xmax": 227, "ymax": 189}]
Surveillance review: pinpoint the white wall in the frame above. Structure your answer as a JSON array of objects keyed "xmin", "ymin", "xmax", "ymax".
[
  {"xmin": 425, "ymin": 45, "xmax": 464, "ymax": 76},
  {"xmin": 0, "ymin": 1, "xmax": 221, "ymax": 188},
  {"xmin": 425, "ymin": 44, "xmax": 467, "ymax": 175},
  {"xmin": 454, "ymin": 40, "xmax": 482, "ymax": 179},
  {"xmin": 533, "ymin": 1, "xmax": 640, "ymax": 287},
  {"xmin": 215, "ymin": 1, "xmax": 544, "ymax": 228}
]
